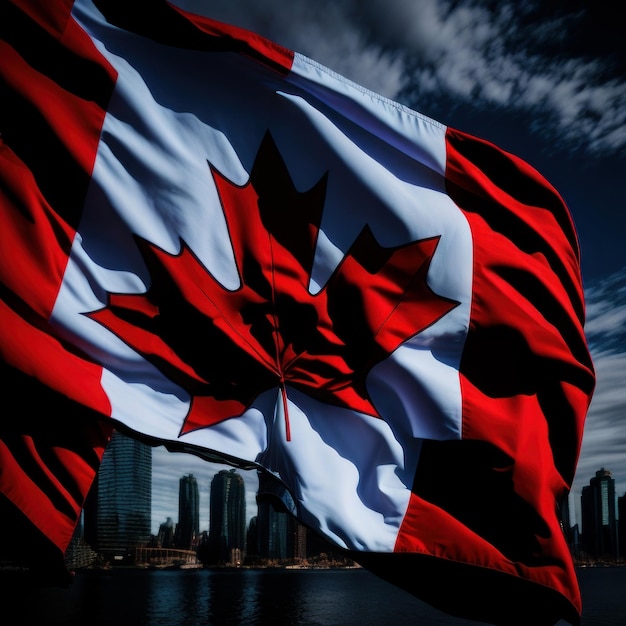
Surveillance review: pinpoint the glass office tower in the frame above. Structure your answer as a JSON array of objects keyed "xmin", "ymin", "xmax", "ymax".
[
  {"xmin": 84, "ymin": 430, "xmax": 152, "ymax": 560},
  {"xmin": 176, "ymin": 473, "xmax": 200, "ymax": 549},
  {"xmin": 207, "ymin": 469, "xmax": 246, "ymax": 564},
  {"xmin": 581, "ymin": 467, "xmax": 619, "ymax": 560}
]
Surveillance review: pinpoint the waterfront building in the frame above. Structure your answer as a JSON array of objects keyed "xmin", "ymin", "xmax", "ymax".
[
  {"xmin": 246, "ymin": 515, "xmax": 259, "ymax": 559},
  {"xmin": 255, "ymin": 471, "xmax": 308, "ymax": 562},
  {"xmin": 206, "ymin": 469, "xmax": 247, "ymax": 564},
  {"xmin": 618, "ymin": 491, "xmax": 626, "ymax": 559},
  {"xmin": 158, "ymin": 517, "xmax": 175, "ymax": 548},
  {"xmin": 294, "ymin": 520, "xmax": 308, "ymax": 560},
  {"xmin": 559, "ymin": 490, "xmax": 573, "ymax": 547},
  {"xmin": 175, "ymin": 473, "xmax": 200, "ymax": 549},
  {"xmin": 569, "ymin": 523, "xmax": 581, "ymax": 559},
  {"xmin": 581, "ymin": 468, "xmax": 619, "ymax": 560},
  {"xmin": 256, "ymin": 495, "xmax": 291, "ymax": 560},
  {"xmin": 83, "ymin": 430, "xmax": 152, "ymax": 561},
  {"xmin": 256, "ymin": 499, "xmax": 309, "ymax": 562}
]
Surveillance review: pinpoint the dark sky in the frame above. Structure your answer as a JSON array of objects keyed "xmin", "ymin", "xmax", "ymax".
[{"xmin": 148, "ymin": 0, "xmax": 626, "ymax": 532}]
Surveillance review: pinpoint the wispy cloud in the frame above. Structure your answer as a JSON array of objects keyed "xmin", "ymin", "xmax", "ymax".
[
  {"xmin": 584, "ymin": 273, "xmax": 626, "ymax": 352},
  {"xmin": 177, "ymin": 0, "xmax": 626, "ymax": 157},
  {"xmin": 378, "ymin": 1, "xmax": 626, "ymax": 156}
]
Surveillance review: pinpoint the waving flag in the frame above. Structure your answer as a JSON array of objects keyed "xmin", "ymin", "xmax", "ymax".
[{"xmin": 0, "ymin": 0, "xmax": 595, "ymax": 623}]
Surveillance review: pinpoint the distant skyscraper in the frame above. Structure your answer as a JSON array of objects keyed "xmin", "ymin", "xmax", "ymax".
[
  {"xmin": 84, "ymin": 430, "xmax": 152, "ymax": 560},
  {"xmin": 618, "ymin": 492, "xmax": 626, "ymax": 559},
  {"xmin": 246, "ymin": 516, "xmax": 259, "ymax": 559},
  {"xmin": 158, "ymin": 516, "xmax": 175, "ymax": 548},
  {"xmin": 207, "ymin": 469, "xmax": 246, "ymax": 564},
  {"xmin": 256, "ymin": 496, "xmax": 290, "ymax": 560},
  {"xmin": 558, "ymin": 490, "xmax": 573, "ymax": 549},
  {"xmin": 176, "ymin": 473, "xmax": 199, "ymax": 549},
  {"xmin": 255, "ymin": 471, "xmax": 304, "ymax": 561},
  {"xmin": 581, "ymin": 468, "xmax": 619, "ymax": 559}
]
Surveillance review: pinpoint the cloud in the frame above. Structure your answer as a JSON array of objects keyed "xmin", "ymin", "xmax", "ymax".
[
  {"xmin": 584, "ymin": 274, "xmax": 626, "ymax": 349},
  {"xmin": 374, "ymin": 0, "xmax": 626, "ymax": 156},
  {"xmin": 175, "ymin": 0, "xmax": 626, "ymax": 156}
]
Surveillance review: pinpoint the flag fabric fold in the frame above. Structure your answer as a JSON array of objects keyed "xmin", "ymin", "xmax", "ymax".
[{"xmin": 1, "ymin": 1, "xmax": 595, "ymax": 624}]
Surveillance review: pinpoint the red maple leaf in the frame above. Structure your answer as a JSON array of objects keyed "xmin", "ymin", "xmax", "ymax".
[{"xmin": 89, "ymin": 132, "xmax": 458, "ymax": 439}]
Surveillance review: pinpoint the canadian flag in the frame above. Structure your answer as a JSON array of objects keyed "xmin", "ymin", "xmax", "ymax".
[{"xmin": 0, "ymin": 1, "xmax": 594, "ymax": 624}]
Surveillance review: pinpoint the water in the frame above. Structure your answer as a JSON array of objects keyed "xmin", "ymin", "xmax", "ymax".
[{"xmin": 1, "ymin": 566, "xmax": 624, "ymax": 625}]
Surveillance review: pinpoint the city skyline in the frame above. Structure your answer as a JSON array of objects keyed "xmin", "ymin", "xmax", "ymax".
[
  {"xmin": 78, "ymin": 435, "xmax": 624, "ymax": 565},
  {"xmin": 151, "ymin": 454, "xmax": 258, "ymax": 535}
]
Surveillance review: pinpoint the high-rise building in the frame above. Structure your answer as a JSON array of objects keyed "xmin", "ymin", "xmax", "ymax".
[
  {"xmin": 558, "ymin": 491, "xmax": 571, "ymax": 537},
  {"xmin": 256, "ymin": 500, "xmax": 309, "ymax": 562},
  {"xmin": 158, "ymin": 517, "xmax": 175, "ymax": 548},
  {"xmin": 246, "ymin": 516, "xmax": 259, "ymax": 559},
  {"xmin": 206, "ymin": 469, "xmax": 246, "ymax": 564},
  {"xmin": 175, "ymin": 473, "xmax": 200, "ymax": 549},
  {"xmin": 558, "ymin": 490, "xmax": 576, "ymax": 553},
  {"xmin": 255, "ymin": 471, "xmax": 306, "ymax": 562},
  {"xmin": 83, "ymin": 430, "xmax": 152, "ymax": 561},
  {"xmin": 581, "ymin": 468, "xmax": 619, "ymax": 560},
  {"xmin": 256, "ymin": 496, "xmax": 291, "ymax": 560},
  {"xmin": 618, "ymin": 492, "xmax": 626, "ymax": 559}
]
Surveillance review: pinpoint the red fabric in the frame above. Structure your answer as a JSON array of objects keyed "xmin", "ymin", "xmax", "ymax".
[
  {"xmin": 167, "ymin": 1, "xmax": 294, "ymax": 73},
  {"xmin": 445, "ymin": 126, "xmax": 593, "ymax": 488},
  {"xmin": 0, "ymin": 0, "xmax": 115, "ymax": 562},
  {"xmin": 391, "ymin": 128, "xmax": 594, "ymax": 624},
  {"xmin": 9, "ymin": 0, "xmax": 75, "ymax": 36}
]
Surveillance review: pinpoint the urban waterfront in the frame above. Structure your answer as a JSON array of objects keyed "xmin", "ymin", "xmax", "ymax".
[{"xmin": 1, "ymin": 565, "xmax": 625, "ymax": 626}]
